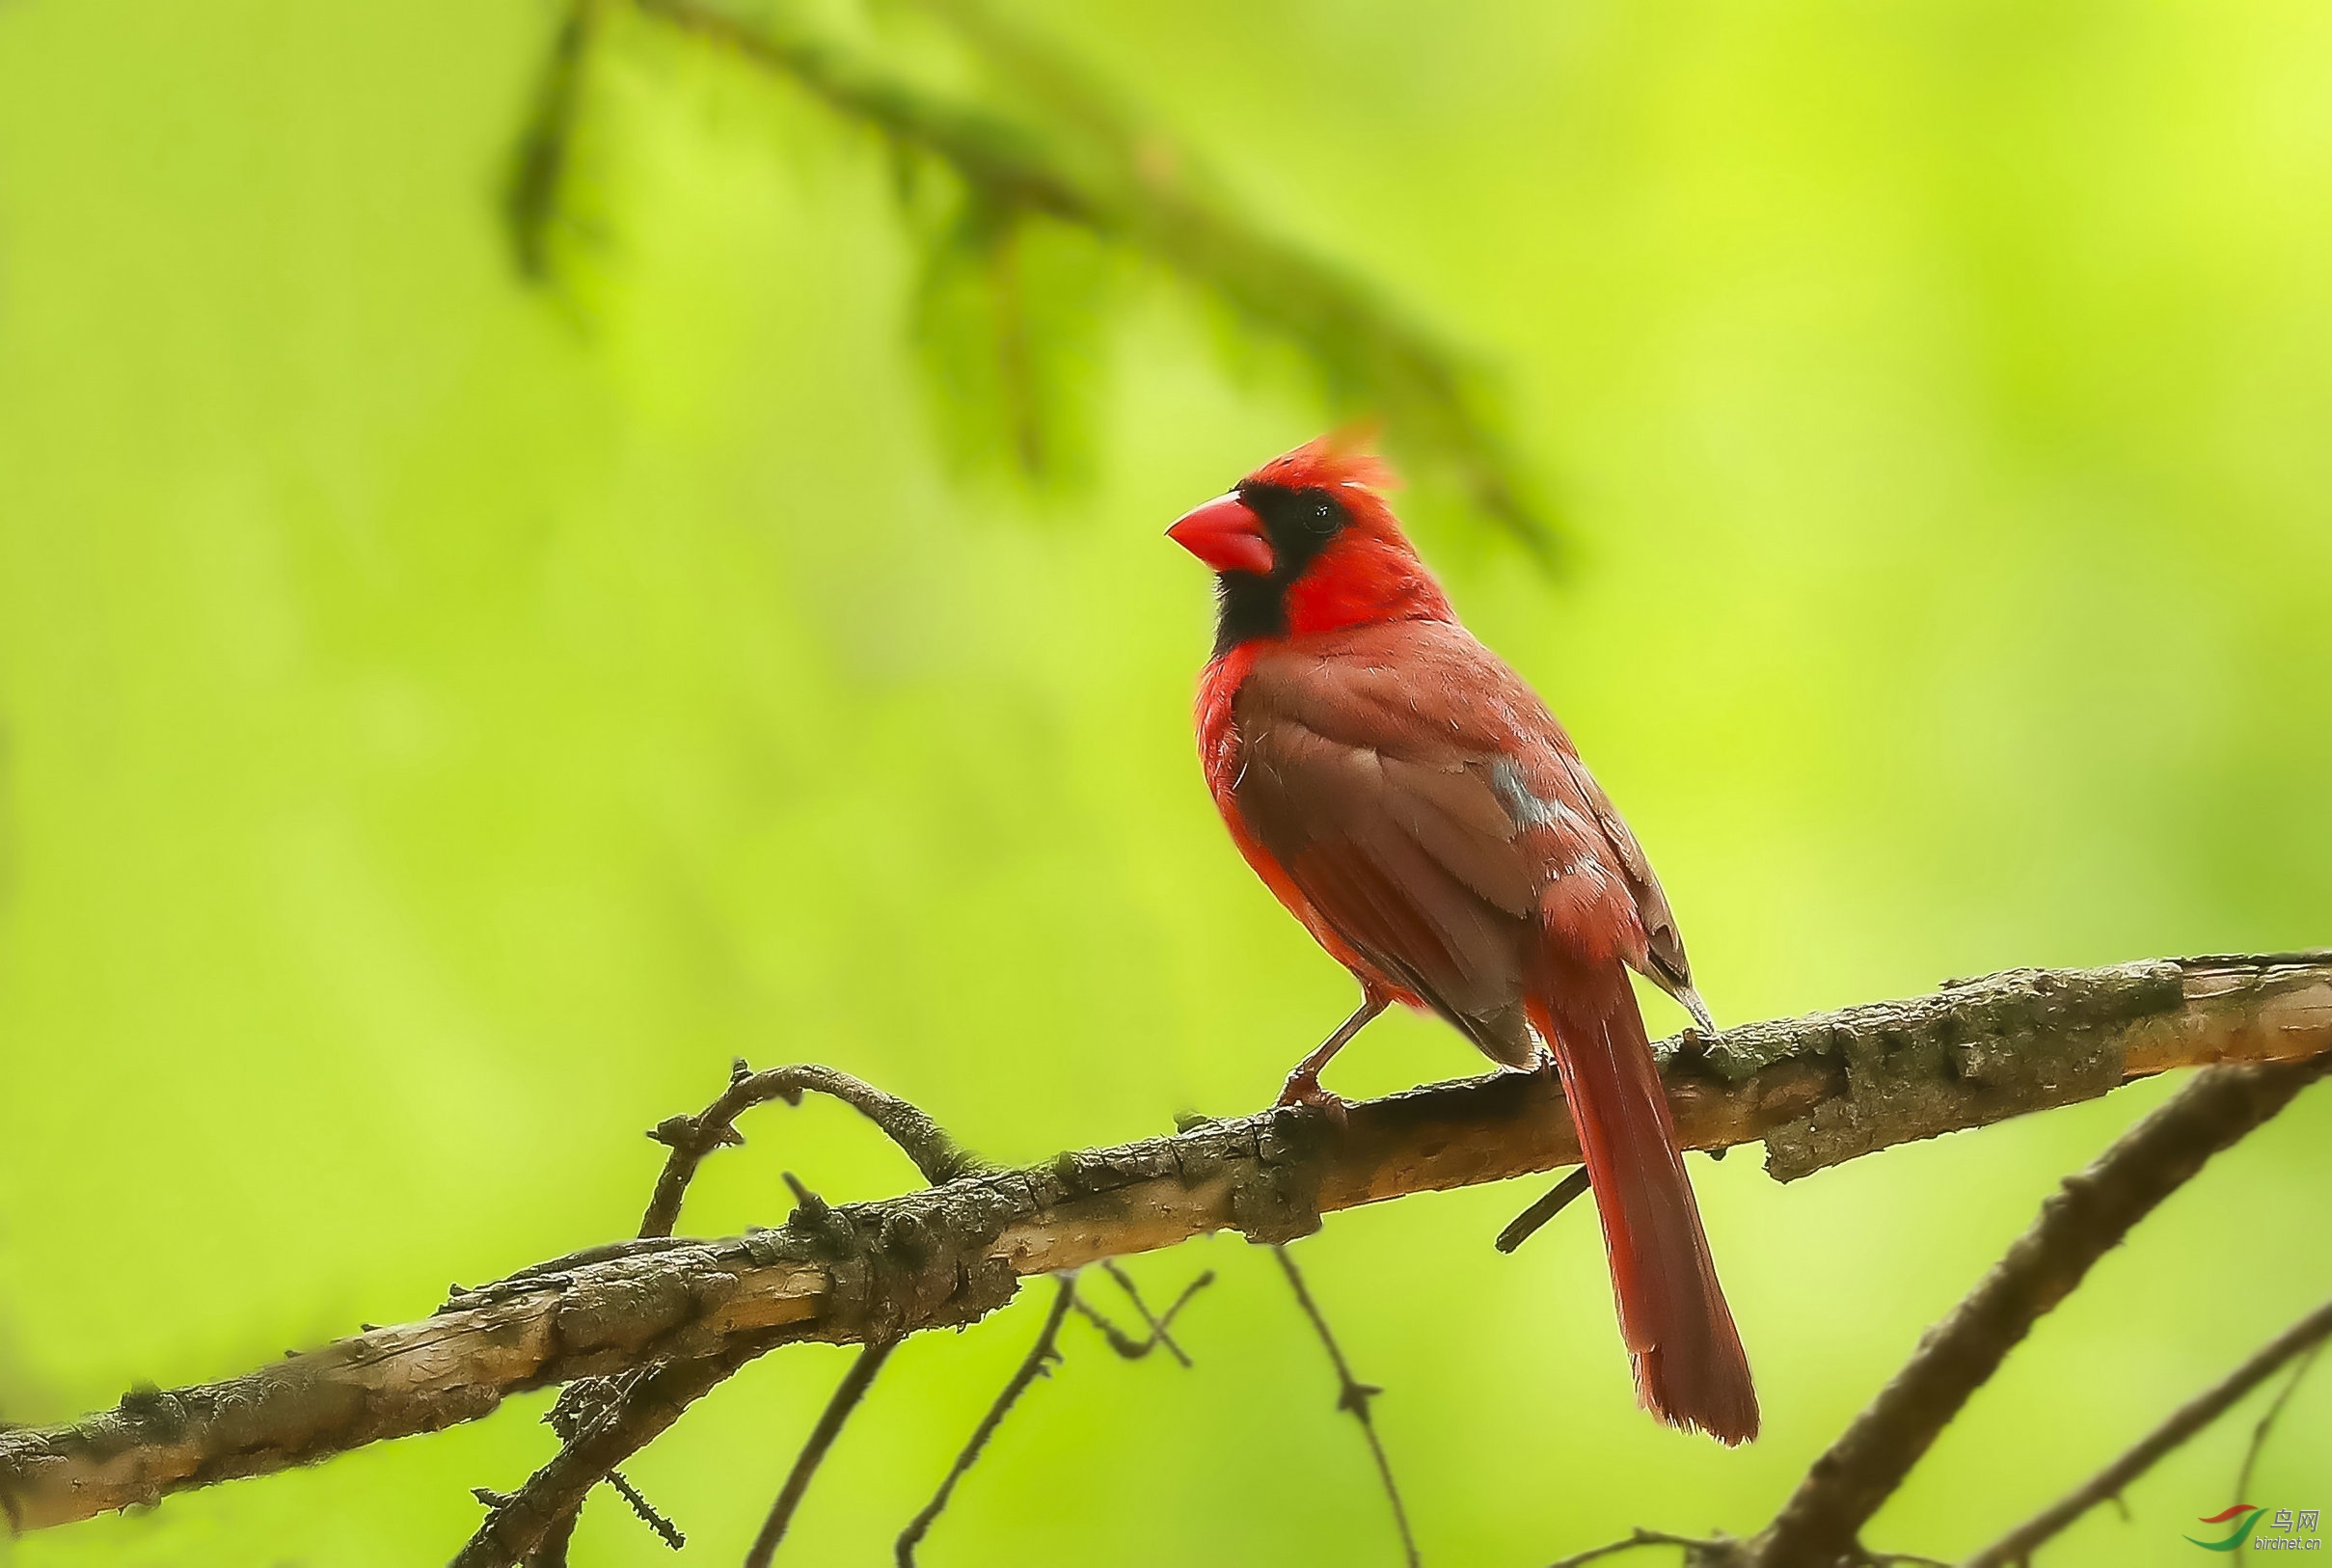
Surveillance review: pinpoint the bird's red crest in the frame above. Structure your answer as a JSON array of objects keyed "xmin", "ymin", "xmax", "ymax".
[{"xmin": 1243, "ymin": 428, "xmax": 1400, "ymax": 498}]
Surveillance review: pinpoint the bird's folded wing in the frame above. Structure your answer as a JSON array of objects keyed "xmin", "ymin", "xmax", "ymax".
[
  {"xmin": 1231, "ymin": 663, "xmax": 1549, "ymax": 1028},
  {"xmin": 1229, "ymin": 617, "xmax": 1695, "ymax": 1003}
]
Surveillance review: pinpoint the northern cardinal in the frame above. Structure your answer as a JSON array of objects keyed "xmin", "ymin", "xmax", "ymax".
[{"xmin": 1166, "ymin": 434, "xmax": 1758, "ymax": 1445}]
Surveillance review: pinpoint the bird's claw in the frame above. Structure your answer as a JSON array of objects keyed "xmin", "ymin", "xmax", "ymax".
[{"xmin": 1274, "ymin": 1075, "xmax": 1350, "ymax": 1126}]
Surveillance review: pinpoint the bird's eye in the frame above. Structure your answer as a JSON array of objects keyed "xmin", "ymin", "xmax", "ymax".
[{"xmin": 1307, "ymin": 496, "xmax": 1342, "ymax": 533}]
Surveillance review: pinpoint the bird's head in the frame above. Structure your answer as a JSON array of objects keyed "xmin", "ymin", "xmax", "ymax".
[{"xmin": 1167, "ymin": 432, "xmax": 1455, "ymax": 655}]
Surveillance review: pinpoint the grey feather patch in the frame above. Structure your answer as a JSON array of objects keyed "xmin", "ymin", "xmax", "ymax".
[{"xmin": 1489, "ymin": 757, "xmax": 1582, "ymax": 832}]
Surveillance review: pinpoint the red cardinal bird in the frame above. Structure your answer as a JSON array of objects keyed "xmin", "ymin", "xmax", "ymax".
[{"xmin": 1167, "ymin": 434, "xmax": 1758, "ymax": 1445}]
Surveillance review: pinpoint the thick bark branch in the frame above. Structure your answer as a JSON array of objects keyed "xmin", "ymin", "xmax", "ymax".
[
  {"xmin": 1750, "ymin": 1050, "xmax": 2331, "ymax": 1565},
  {"xmin": 1, "ymin": 955, "xmax": 2323, "ymax": 1534}
]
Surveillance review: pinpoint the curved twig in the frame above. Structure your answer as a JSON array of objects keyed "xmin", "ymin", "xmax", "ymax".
[{"xmin": 642, "ymin": 1059, "xmax": 984, "ymax": 1238}]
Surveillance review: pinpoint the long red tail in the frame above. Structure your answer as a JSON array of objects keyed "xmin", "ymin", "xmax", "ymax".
[{"xmin": 1527, "ymin": 964, "xmax": 1759, "ymax": 1445}]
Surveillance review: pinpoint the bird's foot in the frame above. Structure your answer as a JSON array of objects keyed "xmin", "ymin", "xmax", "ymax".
[{"xmin": 1274, "ymin": 1072, "xmax": 1349, "ymax": 1126}]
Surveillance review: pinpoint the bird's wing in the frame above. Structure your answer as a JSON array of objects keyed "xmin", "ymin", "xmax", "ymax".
[
  {"xmin": 1228, "ymin": 622, "xmax": 1615, "ymax": 1053},
  {"xmin": 1552, "ymin": 750, "xmax": 1698, "ymax": 1005}
]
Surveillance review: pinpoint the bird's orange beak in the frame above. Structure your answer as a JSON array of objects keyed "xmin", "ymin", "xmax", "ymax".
[{"xmin": 1167, "ymin": 493, "xmax": 1274, "ymax": 577}]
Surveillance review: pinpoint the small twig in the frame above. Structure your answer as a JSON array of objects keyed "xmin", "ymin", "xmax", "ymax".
[
  {"xmin": 1070, "ymin": 1266, "xmax": 1212, "ymax": 1363},
  {"xmin": 745, "ymin": 1339, "xmax": 899, "ymax": 1567},
  {"xmin": 1104, "ymin": 1260, "xmax": 1202, "ymax": 1366},
  {"xmin": 1965, "ymin": 1297, "xmax": 2332, "ymax": 1568},
  {"xmin": 2235, "ymin": 1337, "xmax": 2323, "ymax": 1504},
  {"xmin": 896, "ymin": 1277, "xmax": 1077, "ymax": 1567},
  {"xmin": 1495, "ymin": 1169, "xmax": 1594, "ymax": 1254},
  {"xmin": 641, "ymin": 1059, "xmax": 983, "ymax": 1238},
  {"xmin": 1543, "ymin": 1527, "xmax": 1745, "ymax": 1568},
  {"xmin": 1274, "ymin": 1245, "xmax": 1422, "ymax": 1568},
  {"xmin": 1755, "ymin": 1055, "xmax": 2332, "ymax": 1567},
  {"xmin": 1067, "ymin": 1292, "xmax": 1149, "ymax": 1359},
  {"xmin": 605, "ymin": 1469, "xmax": 686, "ymax": 1551}
]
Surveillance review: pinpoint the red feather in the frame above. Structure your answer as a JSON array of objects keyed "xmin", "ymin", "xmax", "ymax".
[{"xmin": 1175, "ymin": 437, "xmax": 1758, "ymax": 1444}]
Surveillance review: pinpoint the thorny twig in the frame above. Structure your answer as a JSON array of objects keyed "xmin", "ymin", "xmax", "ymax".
[
  {"xmin": 1964, "ymin": 1297, "xmax": 2332, "ymax": 1568},
  {"xmin": 1274, "ymin": 1245, "xmax": 1422, "ymax": 1568},
  {"xmin": 746, "ymin": 1339, "xmax": 900, "ymax": 1567},
  {"xmin": 533, "ymin": 1378, "xmax": 687, "ymax": 1560},
  {"xmin": 455, "ymin": 1344, "xmax": 776, "ymax": 1568},
  {"xmin": 1754, "ymin": 1055, "xmax": 2332, "ymax": 1567},
  {"xmin": 896, "ymin": 1277, "xmax": 1079, "ymax": 1567}
]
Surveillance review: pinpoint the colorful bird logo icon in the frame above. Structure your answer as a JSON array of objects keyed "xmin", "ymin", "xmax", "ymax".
[{"xmin": 2187, "ymin": 1504, "xmax": 2266, "ymax": 1552}]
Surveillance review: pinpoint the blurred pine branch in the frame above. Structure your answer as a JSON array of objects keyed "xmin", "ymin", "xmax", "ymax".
[{"xmin": 502, "ymin": 0, "xmax": 1559, "ymax": 557}]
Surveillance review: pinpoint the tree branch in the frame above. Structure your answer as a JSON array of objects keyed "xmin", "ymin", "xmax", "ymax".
[
  {"xmin": 453, "ymin": 1060, "xmax": 981, "ymax": 1561},
  {"xmin": 2, "ymin": 955, "xmax": 2323, "ymax": 1534},
  {"xmin": 1751, "ymin": 1050, "xmax": 2332, "ymax": 1566},
  {"xmin": 1964, "ymin": 1297, "xmax": 2332, "ymax": 1568}
]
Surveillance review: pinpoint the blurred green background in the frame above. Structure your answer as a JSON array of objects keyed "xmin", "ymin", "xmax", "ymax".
[{"xmin": 2, "ymin": 0, "xmax": 2329, "ymax": 1563}]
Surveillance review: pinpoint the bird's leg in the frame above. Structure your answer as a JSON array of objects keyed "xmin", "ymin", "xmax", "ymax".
[{"xmin": 1276, "ymin": 992, "xmax": 1388, "ymax": 1112}]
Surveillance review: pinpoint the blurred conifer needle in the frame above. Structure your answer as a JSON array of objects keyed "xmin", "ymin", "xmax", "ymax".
[{"xmin": 502, "ymin": 0, "xmax": 1559, "ymax": 560}]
